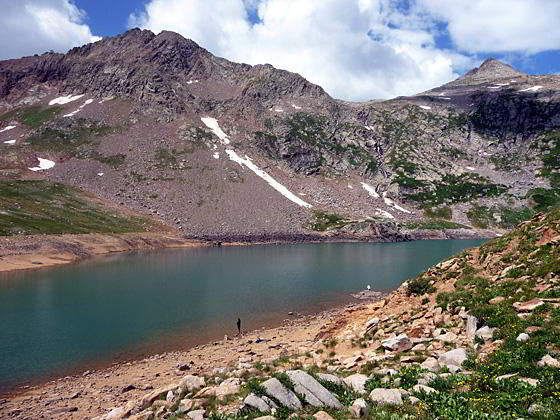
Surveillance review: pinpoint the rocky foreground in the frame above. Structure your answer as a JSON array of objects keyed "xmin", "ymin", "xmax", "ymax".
[{"xmin": 2, "ymin": 210, "xmax": 559, "ymax": 420}]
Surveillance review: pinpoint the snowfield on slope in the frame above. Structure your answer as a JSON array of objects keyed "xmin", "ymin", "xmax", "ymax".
[
  {"xmin": 0, "ymin": 125, "xmax": 16, "ymax": 133},
  {"xmin": 518, "ymin": 86, "xmax": 543, "ymax": 92},
  {"xmin": 49, "ymin": 94, "xmax": 84, "ymax": 105},
  {"xmin": 29, "ymin": 158, "xmax": 55, "ymax": 171},
  {"xmin": 361, "ymin": 182, "xmax": 380, "ymax": 198},
  {"xmin": 383, "ymin": 192, "xmax": 411, "ymax": 213},
  {"xmin": 203, "ymin": 117, "xmax": 312, "ymax": 208},
  {"xmin": 64, "ymin": 99, "xmax": 93, "ymax": 117}
]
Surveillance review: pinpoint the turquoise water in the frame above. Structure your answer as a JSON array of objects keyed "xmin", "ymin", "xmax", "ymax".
[{"xmin": 0, "ymin": 239, "xmax": 484, "ymax": 390}]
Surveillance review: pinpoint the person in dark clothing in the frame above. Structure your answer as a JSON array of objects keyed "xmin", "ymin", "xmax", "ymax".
[{"xmin": 237, "ymin": 318, "xmax": 241, "ymax": 335}]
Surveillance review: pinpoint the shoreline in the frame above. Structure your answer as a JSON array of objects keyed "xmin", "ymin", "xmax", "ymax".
[
  {"xmin": 0, "ymin": 228, "xmax": 495, "ymax": 275},
  {"xmin": 0, "ymin": 294, "xmax": 386, "ymax": 419}
]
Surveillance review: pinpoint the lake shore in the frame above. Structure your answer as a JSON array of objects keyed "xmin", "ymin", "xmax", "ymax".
[
  {"xmin": 0, "ymin": 294, "xmax": 385, "ymax": 419},
  {"xmin": 0, "ymin": 227, "xmax": 496, "ymax": 274}
]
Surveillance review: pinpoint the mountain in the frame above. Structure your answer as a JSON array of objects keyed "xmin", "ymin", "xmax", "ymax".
[{"xmin": 0, "ymin": 29, "xmax": 558, "ymax": 241}]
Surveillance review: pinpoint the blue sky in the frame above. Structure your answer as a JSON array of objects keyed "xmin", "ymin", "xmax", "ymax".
[{"xmin": 1, "ymin": 0, "xmax": 559, "ymax": 101}]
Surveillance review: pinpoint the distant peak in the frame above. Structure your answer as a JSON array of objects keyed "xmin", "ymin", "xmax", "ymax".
[{"xmin": 459, "ymin": 58, "xmax": 526, "ymax": 83}]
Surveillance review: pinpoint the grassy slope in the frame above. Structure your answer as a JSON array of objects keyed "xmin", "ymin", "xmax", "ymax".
[{"xmin": 0, "ymin": 180, "xmax": 159, "ymax": 235}]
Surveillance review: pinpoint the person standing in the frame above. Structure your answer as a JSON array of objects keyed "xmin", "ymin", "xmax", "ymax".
[{"xmin": 237, "ymin": 318, "xmax": 241, "ymax": 335}]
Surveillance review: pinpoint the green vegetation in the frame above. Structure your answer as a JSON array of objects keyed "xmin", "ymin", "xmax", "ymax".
[
  {"xmin": 307, "ymin": 211, "xmax": 353, "ymax": 232},
  {"xmin": 528, "ymin": 188, "xmax": 560, "ymax": 212},
  {"xmin": 0, "ymin": 105, "xmax": 64, "ymax": 127},
  {"xmin": 423, "ymin": 206, "xmax": 452, "ymax": 220},
  {"xmin": 406, "ymin": 276, "xmax": 436, "ymax": 296},
  {"xmin": 537, "ymin": 130, "xmax": 560, "ymax": 188},
  {"xmin": 0, "ymin": 180, "xmax": 156, "ymax": 235},
  {"xmin": 467, "ymin": 205, "xmax": 537, "ymax": 229},
  {"xmin": 404, "ymin": 174, "xmax": 507, "ymax": 205},
  {"xmin": 403, "ymin": 220, "xmax": 468, "ymax": 230}
]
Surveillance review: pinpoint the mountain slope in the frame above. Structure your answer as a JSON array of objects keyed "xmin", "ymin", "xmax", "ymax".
[{"xmin": 0, "ymin": 29, "xmax": 558, "ymax": 240}]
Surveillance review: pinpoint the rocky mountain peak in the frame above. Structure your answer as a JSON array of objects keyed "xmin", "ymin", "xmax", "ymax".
[{"xmin": 452, "ymin": 58, "xmax": 526, "ymax": 86}]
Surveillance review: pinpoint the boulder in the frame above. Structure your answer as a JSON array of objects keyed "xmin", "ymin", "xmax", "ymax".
[
  {"xmin": 369, "ymin": 388, "xmax": 403, "ymax": 405},
  {"xmin": 286, "ymin": 370, "xmax": 342, "ymax": 408},
  {"xmin": 516, "ymin": 333, "xmax": 530, "ymax": 342},
  {"xmin": 316, "ymin": 373, "xmax": 343, "ymax": 386},
  {"xmin": 475, "ymin": 326, "xmax": 495, "ymax": 340},
  {"xmin": 513, "ymin": 299, "xmax": 545, "ymax": 312},
  {"xmin": 261, "ymin": 378, "xmax": 302, "ymax": 410},
  {"xmin": 243, "ymin": 394, "xmax": 274, "ymax": 413},
  {"xmin": 537, "ymin": 354, "xmax": 560, "ymax": 368},
  {"xmin": 412, "ymin": 385, "xmax": 437, "ymax": 394},
  {"xmin": 180, "ymin": 375, "xmax": 206, "ymax": 392},
  {"xmin": 187, "ymin": 409, "xmax": 206, "ymax": 420},
  {"xmin": 466, "ymin": 315, "xmax": 478, "ymax": 342},
  {"xmin": 437, "ymin": 332, "xmax": 458, "ymax": 342},
  {"xmin": 381, "ymin": 334, "xmax": 412, "ymax": 352},
  {"xmin": 343, "ymin": 374, "xmax": 368, "ymax": 394},
  {"xmin": 349, "ymin": 398, "xmax": 369, "ymax": 417},
  {"xmin": 365, "ymin": 317, "xmax": 380, "ymax": 330},
  {"xmin": 196, "ymin": 377, "xmax": 241, "ymax": 398},
  {"xmin": 254, "ymin": 417, "xmax": 277, "ymax": 420},
  {"xmin": 417, "ymin": 372, "xmax": 438, "ymax": 385},
  {"xmin": 420, "ymin": 357, "xmax": 439, "ymax": 372},
  {"xmin": 488, "ymin": 296, "xmax": 505, "ymax": 304},
  {"xmin": 438, "ymin": 348, "xmax": 468, "ymax": 370},
  {"xmin": 313, "ymin": 411, "xmax": 334, "ymax": 420},
  {"xmin": 140, "ymin": 384, "xmax": 179, "ymax": 409}
]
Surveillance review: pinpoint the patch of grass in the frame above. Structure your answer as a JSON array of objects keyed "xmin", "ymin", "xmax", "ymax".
[
  {"xmin": 0, "ymin": 180, "xmax": 156, "ymax": 235},
  {"xmin": 527, "ymin": 188, "xmax": 560, "ymax": 212},
  {"xmin": 307, "ymin": 211, "xmax": 352, "ymax": 232},
  {"xmin": 407, "ymin": 276, "xmax": 436, "ymax": 296},
  {"xmin": 0, "ymin": 105, "xmax": 64, "ymax": 127},
  {"xmin": 424, "ymin": 206, "xmax": 452, "ymax": 220},
  {"xmin": 404, "ymin": 220, "xmax": 469, "ymax": 230},
  {"xmin": 467, "ymin": 205, "xmax": 494, "ymax": 228}
]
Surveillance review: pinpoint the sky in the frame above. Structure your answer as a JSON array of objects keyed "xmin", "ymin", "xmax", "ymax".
[{"xmin": 0, "ymin": 0, "xmax": 559, "ymax": 101}]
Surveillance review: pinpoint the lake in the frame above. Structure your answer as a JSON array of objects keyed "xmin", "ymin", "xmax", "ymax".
[{"xmin": 0, "ymin": 239, "xmax": 484, "ymax": 391}]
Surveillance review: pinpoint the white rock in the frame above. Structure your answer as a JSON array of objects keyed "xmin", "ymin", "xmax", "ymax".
[
  {"xmin": 516, "ymin": 333, "xmax": 530, "ymax": 342},
  {"xmin": 438, "ymin": 348, "xmax": 468, "ymax": 370},
  {"xmin": 349, "ymin": 398, "xmax": 369, "ymax": 417},
  {"xmin": 421, "ymin": 357, "xmax": 440, "ymax": 372},
  {"xmin": 381, "ymin": 334, "xmax": 412, "ymax": 352},
  {"xmin": 475, "ymin": 326, "xmax": 495, "ymax": 340},
  {"xmin": 412, "ymin": 384, "xmax": 437, "ymax": 394},
  {"xmin": 369, "ymin": 388, "xmax": 403, "ymax": 405},
  {"xmin": 537, "ymin": 354, "xmax": 560, "ymax": 368},
  {"xmin": 343, "ymin": 374, "xmax": 368, "ymax": 394}
]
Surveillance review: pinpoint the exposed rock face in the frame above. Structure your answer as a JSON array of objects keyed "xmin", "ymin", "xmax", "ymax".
[
  {"xmin": 286, "ymin": 370, "xmax": 342, "ymax": 409},
  {"xmin": 438, "ymin": 348, "xmax": 468, "ymax": 370},
  {"xmin": 369, "ymin": 388, "xmax": 403, "ymax": 405},
  {"xmin": 261, "ymin": 378, "xmax": 302, "ymax": 411}
]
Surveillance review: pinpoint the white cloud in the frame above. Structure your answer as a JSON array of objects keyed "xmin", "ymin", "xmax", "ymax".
[
  {"xmin": 418, "ymin": 0, "xmax": 560, "ymax": 54},
  {"xmin": 130, "ymin": 0, "xmax": 474, "ymax": 101},
  {"xmin": 0, "ymin": 0, "xmax": 100, "ymax": 60}
]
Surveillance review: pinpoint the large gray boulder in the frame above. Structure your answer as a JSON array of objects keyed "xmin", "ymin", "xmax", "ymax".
[
  {"xmin": 381, "ymin": 334, "xmax": 412, "ymax": 352},
  {"xmin": 316, "ymin": 373, "xmax": 344, "ymax": 386},
  {"xmin": 343, "ymin": 373, "xmax": 368, "ymax": 394},
  {"xmin": 369, "ymin": 388, "xmax": 403, "ymax": 405},
  {"xmin": 466, "ymin": 315, "xmax": 478, "ymax": 342},
  {"xmin": 286, "ymin": 370, "xmax": 342, "ymax": 409},
  {"xmin": 438, "ymin": 348, "xmax": 468, "ymax": 370},
  {"xmin": 261, "ymin": 378, "xmax": 302, "ymax": 410},
  {"xmin": 244, "ymin": 394, "xmax": 276, "ymax": 412},
  {"xmin": 180, "ymin": 375, "xmax": 206, "ymax": 392}
]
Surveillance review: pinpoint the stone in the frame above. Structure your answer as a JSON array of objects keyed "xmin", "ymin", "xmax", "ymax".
[
  {"xmin": 180, "ymin": 375, "xmax": 206, "ymax": 392},
  {"xmin": 140, "ymin": 384, "xmax": 179, "ymax": 409},
  {"xmin": 381, "ymin": 334, "xmax": 412, "ymax": 352},
  {"xmin": 349, "ymin": 398, "xmax": 369, "ymax": 417},
  {"xmin": 411, "ymin": 343, "xmax": 426, "ymax": 352},
  {"xmin": 417, "ymin": 372, "xmax": 438, "ymax": 385},
  {"xmin": 409, "ymin": 397, "xmax": 420, "ymax": 405},
  {"xmin": 412, "ymin": 385, "xmax": 437, "ymax": 394},
  {"xmin": 438, "ymin": 348, "xmax": 468, "ymax": 370},
  {"xmin": 286, "ymin": 370, "xmax": 342, "ymax": 408},
  {"xmin": 343, "ymin": 374, "xmax": 368, "ymax": 394},
  {"xmin": 369, "ymin": 388, "xmax": 403, "ymax": 405},
  {"xmin": 196, "ymin": 378, "xmax": 241, "ymax": 398},
  {"xmin": 516, "ymin": 333, "xmax": 530, "ymax": 342},
  {"xmin": 466, "ymin": 315, "xmax": 478, "ymax": 342},
  {"xmin": 420, "ymin": 357, "xmax": 440, "ymax": 372},
  {"xmin": 365, "ymin": 317, "xmax": 380, "ymax": 329},
  {"xmin": 243, "ymin": 394, "xmax": 271, "ymax": 413},
  {"xmin": 489, "ymin": 296, "xmax": 505, "ymax": 304},
  {"xmin": 437, "ymin": 332, "xmax": 458, "ymax": 342},
  {"xmin": 261, "ymin": 378, "xmax": 302, "ymax": 410},
  {"xmin": 513, "ymin": 299, "xmax": 545, "ymax": 312},
  {"xmin": 519, "ymin": 378, "xmax": 539, "ymax": 386},
  {"xmin": 475, "ymin": 326, "xmax": 495, "ymax": 340},
  {"xmin": 317, "ymin": 373, "xmax": 343, "ymax": 386},
  {"xmin": 528, "ymin": 404, "xmax": 545, "ymax": 415},
  {"xmin": 537, "ymin": 354, "xmax": 560, "ymax": 368},
  {"xmin": 373, "ymin": 368, "xmax": 397, "ymax": 376},
  {"xmin": 188, "ymin": 409, "xmax": 206, "ymax": 420},
  {"xmin": 128, "ymin": 411, "xmax": 153, "ymax": 420},
  {"xmin": 166, "ymin": 390, "xmax": 175, "ymax": 402},
  {"xmin": 313, "ymin": 411, "xmax": 334, "ymax": 420}
]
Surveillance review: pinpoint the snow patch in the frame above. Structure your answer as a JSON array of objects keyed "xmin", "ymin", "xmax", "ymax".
[
  {"xmin": 488, "ymin": 86, "xmax": 501, "ymax": 89},
  {"xmin": 361, "ymin": 182, "xmax": 380, "ymax": 198},
  {"xmin": 466, "ymin": 166, "xmax": 476, "ymax": 171},
  {"xmin": 0, "ymin": 125, "xmax": 16, "ymax": 133},
  {"xmin": 273, "ymin": 108, "xmax": 284, "ymax": 112},
  {"xmin": 29, "ymin": 158, "xmax": 55, "ymax": 171},
  {"xmin": 97, "ymin": 172, "xmax": 104, "ymax": 177},
  {"xmin": 375, "ymin": 209, "xmax": 395, "ymax": 219},
  {"xmin": 419, "ymin": 105, "xmax": 431, "ymax": 110},
  {"xmin": 225, "ymin": 149, "xmax": 312, "ymax": 208},
  {"xmin": 64, "ymin": 99, "xmax": 93, "ymax": 117},
  {"xmin": 441, "ymin": 97, "xmax": 451, "ymax": 100},
  {"xmin": 4, "ymin": 140, "xmax": 16, "ymax": 145},
  {"xmin": 518, "ymin": 85, "xmax": 543, "ymax": 92},
  {"xmin": 495, "ymin": 83, "xmax": 510, "ymax": 86},
  {"xmin": 348, "ymin": 184, "xmax": 353, "ymax": 189},
  {"xmin": 437, "ymin": 92, "xmax": 446, "ymax": 96},
  {"xmin": 186, "ymin": 80, "xmax": 199, "ymax": 85},
  {"xmin": 291, "ymin": 104, "xmax": 302, "ymax": 110},
  {"xmin": 49, "ymin": 94, "xmax": 84, "ymax": 106},
  {"xmin": 383, "ymin": 191, "xmax": 411, "ymax": 213},
  {"xmin": 200, "ymin": 117, "xmax": 231, "ymax": 145},
  {"xmin": 213, "ymin": 152, "xmax": 220, "ymax": 160},
  {"xmin": 98, "ymin": 96, "xmax": 114, "ymax": 104},
  {"xmin": 364, "ymin": 125, "xmax": 375, "ymax": 131}
]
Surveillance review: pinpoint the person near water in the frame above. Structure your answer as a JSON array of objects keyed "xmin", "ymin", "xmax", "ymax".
[{"xmin": 237, "ymin": 318, "xmax": 241, "ymax": 335}]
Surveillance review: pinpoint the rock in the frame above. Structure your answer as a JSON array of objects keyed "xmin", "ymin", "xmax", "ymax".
[
  {"xmin": 255, "ymin": 417, "xmax": 277, "ymax": 420},
  {"xmin": 286, "ymin": 370, "xmax": 342, "ymax": 408},
  {"xmin": 166, "ymin": 390, "xmax": 175, "ymax": 402},
  {"xmin": 409, "ymin": 396, "xmax": 420, "ymax": 405},
  {"xmin": 128, "ymin": 411, "xmax": 154, "ymax": 420},
  {"xmin": 519, "ymin": 377, "xmax": 539, "ymax": 386},
  {"xmin": 349, "ymin": 398, "xmax": 369, "ymax": 417},
  {"xmin": 417, "ymin": 372, "xmax": 438, "ymax": 385},
  {"xmin": 437, "ymin": 332, "xmax": 458, "ymax": 342},
  {"xmin": 373, "ymin": 368, "xmax": 397, "ymax": 376},
  {"xmin": 369, "ymin": 388, "xmax": 403, "ymax": 405},
  {"xmin": 528, "ymin": 404, "xmax": 545, "ymax": 415},
  {"xmin": 180, "ymin": 375, "xmax": 206, "ymax": 392},
  {"xmin": 197, "ymin": 377, "xmax": 241, "ymax": 398},
  {"xmin": 412, "ymin": 385, "xmax": 437, "ymax": 394},
  {"xmin": 489, "ymin": 296, "xmax": 505, "ymax": 304},
  {"xmin": 420, "ymin": 357, "xmax": 440, "ymax": 372},
  {"xmin": 261, "ymin": 378, "xmax": 302, "ymax": 410},
  {"xmin": 188, "ymin": 409, "xmax": 206, "ymax": 420},
  {"xmin": 475, "ymin": 326, "xmax": 495, "ymax": 340},
  {"xmin": 121, "ymin": 384, "xmax": 136, "ymax": 393},
  {"xmin": 466, "ymin": 315, "xmax": 478, "ymax": 342},
  {"xmin": 343, "ymin": 374, "xmax": 368, "ymax": 394},
  {"xmin": 438, "ymin": 348, "xmax": 468, "ymax": 370},
  {"xmin": 537, "ymin": 354, "xmax": 560, "ymax": 368},
  {"xmin": 140, "ymin": 384, "xmax": 179, "ymax": 409},
  {"xmin": 244, "ymin": 394, "xmax": 275, "ymax": 412},
  {"xmin": 516, "ymin": 333, "xmax": 530, "ymax": 342},
  {"xmin": 313, "ymin": 411, "xmax": 334, "ymax": 420},
  {"xmin": 496, "ymin": 373, "xmax": 518, "ymax": 381},
  {"xmin": 411, "ymin": 343, "xmax": 426, "ymax": 351},
  {"xmin": 381, "ymin": 334, "xmax": 412, "ymax": 352},
  {"xmin": 365, "ymin": 317, "xmax": 380, "ymax": 330},
  {"xmin": 106, "ymin": 407, "xmax": 128, "ymax": 420},
  {"xmin": 316, "ymin": 373, "xmax": 343, "ymax": 386},
  {"xmin": 513, "ymin": 299, "xmax": 545, "ymax": 312}
]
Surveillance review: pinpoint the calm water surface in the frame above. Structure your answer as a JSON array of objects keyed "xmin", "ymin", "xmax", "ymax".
[{"xmin": 0, "ymin": 239, "xmax": 484, "ymax": 390}]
